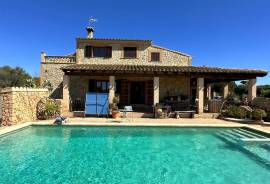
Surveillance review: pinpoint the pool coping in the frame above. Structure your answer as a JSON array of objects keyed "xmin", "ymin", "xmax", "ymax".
[{"xmin": 1, "ymin": 120, "xmax": 270, "ymax": 137}]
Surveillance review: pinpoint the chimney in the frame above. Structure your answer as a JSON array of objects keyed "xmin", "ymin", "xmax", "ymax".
[
  {"xmin": 86, "ymin": 27, "xmax": 94, "ymax": 39},
  {"xmin": 41, "ymin": 51, "xmax": 46, "ymax": 63}
]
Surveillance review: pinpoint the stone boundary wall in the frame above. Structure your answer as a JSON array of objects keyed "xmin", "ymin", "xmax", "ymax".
[
  {"xmin": 0, "ymin": 87, "xmax": 49, "ymax": 126},
  {"xmin": 0, "ymin": 94, "xmax": 2, "ymax": 120}
]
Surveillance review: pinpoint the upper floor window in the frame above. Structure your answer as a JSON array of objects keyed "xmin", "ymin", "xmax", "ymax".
[
  {"xmin": 85, "ymin": 46, "xmax": 112, "ymax": 58},
  {"xmin": 123, "ymin": 47, "xmax": 137, "ymax": 58},
  {"xmin": 151, "ymin": 52, "xmax": 160, "ymax": 61}
]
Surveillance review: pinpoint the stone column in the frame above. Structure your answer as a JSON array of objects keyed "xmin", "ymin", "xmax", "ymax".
[
  {"xmin": 153, "ymin": 77, "xmax": 159, "ymax": 106},
  {"xmin": 223, "ymin": 83, "xmax": 229, "ymax": 99},
  {"xmin": 248, "ymin": 78, "xmax": 257, "ymax": 102},
  {"xmin": 62, "ymin": 75, "xmax": 70, "ymax": 112},
  {"xmin": 197, "ymin": 78, "xmax": 204, "ymax": 114},
  {"xmin": 109, "ymin": 76, "xmax": 115, "ymax": 104}
]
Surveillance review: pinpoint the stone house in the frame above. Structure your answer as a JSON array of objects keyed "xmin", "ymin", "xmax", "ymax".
[{"xmin": 40, "ymin": 27, "xmax": 267, "ymax": 115}]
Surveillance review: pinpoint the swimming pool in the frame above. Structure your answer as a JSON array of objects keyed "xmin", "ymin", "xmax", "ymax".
[{"xmin": 0, "ymin": 126, "xmax": 270, "ymax": 184}]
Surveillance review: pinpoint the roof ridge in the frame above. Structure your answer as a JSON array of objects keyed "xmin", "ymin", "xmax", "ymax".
[
  {"xmin": 151, "ymin": 45, "xmax": 191, "ymax": 57},
  {"xmin": 77, "ymin": 38, "xmax": 152, "ymax": 42}
]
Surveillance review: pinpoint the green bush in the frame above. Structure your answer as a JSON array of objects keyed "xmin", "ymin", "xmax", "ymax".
[
  {"xmin": 44, "ymin": 101, "xmax": 60, "ymax": 119},
  {"xmin": 225, "ymin": 94, "xmax": 241, "ymax": 105},
  {"xmin": 224, "ymin": 106, "xmax": 247, "ymax": 119},
  {"xmin": 37, "ymin": 98, "xmax": 61, "ymax": 120},
  {"xmin": 252, "ymin": 109, "xmax": 267, "ymax": 120}
]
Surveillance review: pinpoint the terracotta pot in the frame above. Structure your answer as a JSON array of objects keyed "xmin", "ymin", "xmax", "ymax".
[{"xmin": 112, "ymin": 111, "xmax": 121, "ymax": 119}]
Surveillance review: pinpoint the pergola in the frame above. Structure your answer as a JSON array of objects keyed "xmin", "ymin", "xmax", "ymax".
[{"xmin": 61, "ymin": 64, "xmax": 268, "ymax": 114}]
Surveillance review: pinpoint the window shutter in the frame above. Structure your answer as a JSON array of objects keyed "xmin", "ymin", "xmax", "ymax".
[
  {"xmin": 106, "ymin": 47, "xmax": 112, "ymax": 58},
  {"xmin": 85, "ymin": 46, "xmax": 92, "ymax": 58},
  {"xmin": 151, "ymin": 52, "xmax": 160, "ymax": 61},
  {"xmin": 124, "ymin": 47, "xmax": 137, "ymax": 58}
]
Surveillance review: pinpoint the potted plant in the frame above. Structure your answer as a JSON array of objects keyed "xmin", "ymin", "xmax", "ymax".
[
  {"xmin": 110, "ymin": 95, "xmax": 121, "ymax": 119},
  {"xmin": 252, "ymin": 109, "xmax": 267, "ymax": 123}
]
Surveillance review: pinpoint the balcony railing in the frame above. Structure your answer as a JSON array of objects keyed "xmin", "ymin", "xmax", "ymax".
[{"xmin": 44, "ymin": 56, "xmax": 76, "ymax": 63}]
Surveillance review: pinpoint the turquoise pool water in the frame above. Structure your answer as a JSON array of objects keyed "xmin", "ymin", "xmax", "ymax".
[{"xmin": 0, "ymin": 126, "xmax": 270, "ymax": 184}]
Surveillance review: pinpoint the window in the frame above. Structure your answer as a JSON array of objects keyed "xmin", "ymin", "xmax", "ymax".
[
  {"xmin": 151, "ymin": 52, "xmax": 160, "ymax": 61},
  {"xmin": 123, "ymin": 47, "xmax": 137, "ymax": 58},
  {"xmin": 84, "ymin": 46, "xmax": 112, "ymax": 58},
  {"xmin": 93, "ymin": 47, "xmax": 112, "ymax": 58},
  {"xmin": 89, "ymin": 80, "xmax": 109, "ymax": 93}
]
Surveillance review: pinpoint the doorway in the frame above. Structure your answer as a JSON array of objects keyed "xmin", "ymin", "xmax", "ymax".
[{"xmin": 130, "ymin": 81, "xmax": 145, "ymax": 104}]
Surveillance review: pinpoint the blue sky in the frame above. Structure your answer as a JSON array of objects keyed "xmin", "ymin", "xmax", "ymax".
[{"xmin": 0, "ymin": 0, "xmax": 269, "ymax": 84}]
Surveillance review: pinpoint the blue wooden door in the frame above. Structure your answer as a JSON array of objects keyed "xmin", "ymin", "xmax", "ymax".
[
  {"xmin": 85, "ymin": 92, "xmax": 108, "ymax": 115},
  {"xmin": 85, "ymin": 93, "xmax": 97, "ymax": 114},
  {"xmin": 97, "ymin": 93, "xmax": 109, "ymax": 115}
]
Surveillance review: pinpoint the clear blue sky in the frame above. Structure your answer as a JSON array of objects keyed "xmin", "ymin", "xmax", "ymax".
[{"xmin": 0, "ymin": 0, "xmax": 269, "ymax": 84}]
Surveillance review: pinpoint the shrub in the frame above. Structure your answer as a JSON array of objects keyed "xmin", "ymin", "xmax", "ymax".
[
  {"xmin": 37, "ymin": 98, "xmax": 61, "ymax": 120},
  {"xmin": 225, "ymin": 94, "xmax": 241, "ymax": 106},
  {"xmin": 252, "ymin": 109, "xmax": 267, "ymax": 120},
  {"xmin": 43, "ymin": 101, "xmax": 60, "ymax": 119},
  {"xmin": 223, "ymin": 106, "xmax": 247, "ymax": 119}
]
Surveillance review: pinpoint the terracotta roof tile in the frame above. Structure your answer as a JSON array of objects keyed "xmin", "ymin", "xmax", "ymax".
[{"xmin": 61, "ymin": 64, "xmax": 268, "ymax": 77}]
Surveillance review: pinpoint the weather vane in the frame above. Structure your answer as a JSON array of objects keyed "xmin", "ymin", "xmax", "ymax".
[{"xmin": 88, "ymin": 17, "xmax": 98, "ymax": 27}]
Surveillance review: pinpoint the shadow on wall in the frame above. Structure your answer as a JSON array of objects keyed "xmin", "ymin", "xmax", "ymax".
[{"xmin": 50, "ymin": 82, "xmax": 63, "ymax": 99}]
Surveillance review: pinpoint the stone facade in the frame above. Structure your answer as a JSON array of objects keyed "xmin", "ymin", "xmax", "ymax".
[
  {"xmin": 41, "ymin": 38, "xmax": 192, "ymax": 99},
  {"xmin": 159, "ymin": 76, "xmax": 190, "ymax": 101},
  {"xmin": 1, "ymin": 88, "xmax": 49, "ymax": 125},
  {"xmin": 40, "ymin": 62, "xmax": 74, "ymax": 99},
  {"xmin": 76, "ymin": 41, "xmax": 191, "ymax": 66}
]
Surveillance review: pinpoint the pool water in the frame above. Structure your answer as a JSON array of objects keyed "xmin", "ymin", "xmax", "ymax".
[{"xmin": 0, "ymin": 126, "xmax": 270, "ymax": 184}]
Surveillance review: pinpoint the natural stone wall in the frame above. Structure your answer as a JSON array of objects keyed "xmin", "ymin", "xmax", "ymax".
[
  {"xmin": 76, "ymin": 42, "xmax": 191, "ymax": 66},
  {"xmin": 1, "ymin": 88, "xmax": 49, "ymax": 126},
  {"xmin": 40, "ymin": 62, "xmax": 74, "ymax": 98},
  {"xmin": 148, "ymin": 46, "xmax": 191, "ymax": 66},
  {"xmin": 0, "ymin": 94, "xmax": 2, "ymax": 120},
  {"xmin": 45, "ymin": 56, "xmax": 75, "ymax": 63},
  {"xmin": 41, "ymin": 40, "xmax": 192, "ymax": 100},
  {"xmin": 159, "ymin": 76, "xmax": 190, "ymax": 102}
]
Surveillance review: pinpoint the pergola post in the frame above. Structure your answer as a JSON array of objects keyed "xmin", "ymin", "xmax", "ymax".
[
  {"xmin": 248, "ymin": 78, "xmax": 257, "ymax": 102},
  {"xmin": 109, "ymin": 76, "xmax": 115, "ymax": 104},
  {"xmin": 223, "ymin": 83, "xmax": 229, "ymax": 99},
  {"xmin": 63, "ymin": 75, "xmax": 70, "ymax": 112},
  {"xmin": 197, "ymin": 78, "xmax": 204, "ymax": 114},
  {"xmin": 206, "ymin": 84, "xmax": 212, "ymax": 100},
  {"xmin": 153, "ymin": 77, "xmax": 159, "ymax": 106}
]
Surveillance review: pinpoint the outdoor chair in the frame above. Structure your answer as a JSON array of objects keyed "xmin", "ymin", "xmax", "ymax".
[{"xmin": 119, "ymin": 106, "xmax": 134, "ymax": 121}]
